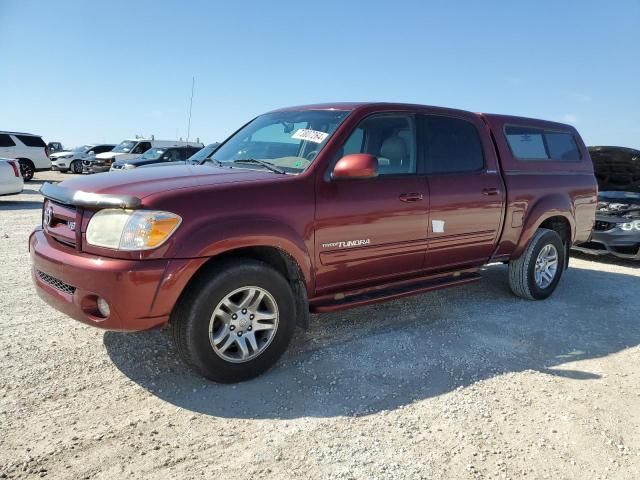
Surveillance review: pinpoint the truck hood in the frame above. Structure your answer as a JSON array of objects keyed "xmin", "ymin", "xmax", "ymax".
[{"xmin": 48, "ymin": 164, "xmax": 279, "ymax": 204}]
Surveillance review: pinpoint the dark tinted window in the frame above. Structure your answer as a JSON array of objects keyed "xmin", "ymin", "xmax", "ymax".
[
  {"xmin": 16, "ymin": 135, "xmax": 46, "ymax": 148},
  {"xmin": 423, "ymin": 116, "xmax": 484, "ymax": 173},
  {"xmin": 132, "ymin": 142, "xmax": 151, "ymax": 154},
  {"xmin": 339, "ymin": 114, "xmax": 416, "ymax": 175},
  {"xmin": 505, "ymin": 126, "xmax": 581, "ymax": 161},
  {"xmin": 0, "ymin": 134, "xmax": 16, "ymax": 147},
  {"xmin": 93, "ymin": 145, "xmax": 114, "ymax": 154},
  {"xmin": 545, "ymin": 132, "xmax": 581, "ymax": 161}
]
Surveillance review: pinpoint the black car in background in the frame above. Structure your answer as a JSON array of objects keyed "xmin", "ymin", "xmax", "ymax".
[
  {"xmin": 574, "ymin": 146, "xmax": 640, "ymax": 259},
  {"xmin": 110, "ymin": 145, "xmax": 202, "ymax": 171}
]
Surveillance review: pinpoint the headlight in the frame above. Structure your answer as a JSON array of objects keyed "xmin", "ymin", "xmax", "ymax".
[
  {"xmin": 620, "ymin": 220, "xmax": 640, "ymax": 231},
  {"xmin": 86, "ymin": 209, "xmax": 182, "ymax": 250}
]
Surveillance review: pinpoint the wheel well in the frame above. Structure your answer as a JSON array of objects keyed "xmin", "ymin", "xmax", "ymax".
[
  {"xmin": 539, "ymin": 216, "xmax": 571, "ymax": 268},
  {"xmin": 16, "ymin": 158, "xmax": 34, "ymax": 165},
  {"xmin": 539, "ymin": 216, "xmax": 571, "ymax": 244},
  {"xmin": 183, "ymin": 246, "xmax": 310, "ymax": 328}
]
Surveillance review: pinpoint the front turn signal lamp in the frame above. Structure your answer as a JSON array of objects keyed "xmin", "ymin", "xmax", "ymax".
[{"xmin": 86, "ymin": 209, "xmax": 182, "ymax": 250}]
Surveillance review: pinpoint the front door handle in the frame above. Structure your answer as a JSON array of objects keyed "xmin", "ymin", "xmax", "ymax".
[
  {"xmin": 482, "ymin": 187, "xmax": 499, "ymax": 196},
  {"xmin": 399, "ymin": 193, "xmax": 424, "ymax": 202}
]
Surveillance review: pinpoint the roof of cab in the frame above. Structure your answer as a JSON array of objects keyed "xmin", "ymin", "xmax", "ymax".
[
  {"xmin": 268, "ymin": 102, "xmax": 480, "ymax": 118},
  {"xmin": 267, "ymin": 103, "xmax": 576, "ymax": 131}
]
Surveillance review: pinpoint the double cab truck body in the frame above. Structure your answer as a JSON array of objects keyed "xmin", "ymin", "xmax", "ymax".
[{"xmin": 30, "ymin": 103, "xmax": 597, "ymax": 382}]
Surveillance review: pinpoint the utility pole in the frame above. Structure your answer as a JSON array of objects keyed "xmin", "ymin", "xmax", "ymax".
[{"xmin": 186, "ymin": 76, "xmax": 195, "ymax": 143}]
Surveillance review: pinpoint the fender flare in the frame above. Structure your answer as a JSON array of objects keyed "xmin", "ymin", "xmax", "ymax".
[
  {"xmin": 171, "ymin": 216, "xmax": 314, "ymax": 292},
  {"xmin": 512, "ymin": 194, "xmax": 575, "ymax": 259}
]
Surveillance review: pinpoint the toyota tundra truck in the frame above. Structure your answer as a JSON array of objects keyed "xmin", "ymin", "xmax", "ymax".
[{"xmin": 30, "ymin": 102, "xmax": 597, "ymax": 383}]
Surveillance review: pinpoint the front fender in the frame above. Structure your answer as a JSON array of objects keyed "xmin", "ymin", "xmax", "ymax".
[
  {"xmin": 512, "ymin": 194, "xmax": 575, "ymax": 259},
  {"xmin": 171, "ymin": 216, "xmax": 314, "ymax": 291}
]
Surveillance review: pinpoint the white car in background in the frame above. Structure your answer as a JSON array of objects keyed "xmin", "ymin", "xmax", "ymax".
[
  {"xmin": 51, "ymin": 144, "xmax": 115, "ymax": 174},
  {"xmin": 0, "ymin": 131, "xmax": 50, "ymax": 181},
  {"xmin": 0, "ymin": 158, "xmax": 23, "ymax": 196}
]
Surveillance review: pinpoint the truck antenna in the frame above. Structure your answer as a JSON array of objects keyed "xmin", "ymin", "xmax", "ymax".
[{"xmin": 186, "ymin": 76, "xmax": 195, "ymax": 143}]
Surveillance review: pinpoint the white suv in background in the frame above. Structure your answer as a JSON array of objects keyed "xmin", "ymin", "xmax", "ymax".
[
  {"xmin": 51, "ymin": 144, "xmax": 115, "ymax": 174},
  {"xmin": 0, "ymin": 131, "xmax": 51, "ymax": 181}
]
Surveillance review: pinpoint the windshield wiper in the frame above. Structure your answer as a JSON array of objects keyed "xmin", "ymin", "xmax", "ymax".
[
  {"xmin": 200, "ymin": 158, "xmax": 224, "ymax": 167},
  {"xmin": 233, "ymin": 159, "xmax": 286, "ymax": 174}
]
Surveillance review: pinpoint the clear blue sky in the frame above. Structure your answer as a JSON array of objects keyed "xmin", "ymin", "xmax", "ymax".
[{"xmin": 1, "ymin": 0, "xmax": 639, "ymax": 148}]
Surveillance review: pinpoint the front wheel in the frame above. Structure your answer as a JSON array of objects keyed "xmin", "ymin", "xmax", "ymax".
[
  {"xmin": 71, "ymin": 160, "xmax": 83, "ymax": 174},
  {"xmin": 508, "ymin": 228, "xmax": 565, "ymax": 300},
  {"xmin": 170, "ymin": 259, "xmax": 296, "ymax": 383}
]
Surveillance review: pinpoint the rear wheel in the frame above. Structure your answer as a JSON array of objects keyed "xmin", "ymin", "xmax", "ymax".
[
  {"xmin": 18, "ymin": 159, "xmax": 34, "ymax": 181},
  {"xmin": 508, "ymin": 228, "xmax": 565, "ymax": 300},
  {"xmin": 170, "ymin": 259, "xmax": 296, "ymax": 383}
]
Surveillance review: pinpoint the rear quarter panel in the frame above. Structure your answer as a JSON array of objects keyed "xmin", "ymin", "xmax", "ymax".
[{"xmin": 482, "ymin": 114, "xmax": 597, "ymax": 259}]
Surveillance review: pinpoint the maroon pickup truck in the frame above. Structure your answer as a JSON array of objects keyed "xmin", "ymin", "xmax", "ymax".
[{"xmin": 30, "ymin": 103, "xmax": 597, "ymax": 382}]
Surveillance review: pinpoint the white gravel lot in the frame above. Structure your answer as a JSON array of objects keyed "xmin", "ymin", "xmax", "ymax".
[{"xmin": 1, "ymin": 170, "xmax": 639, "ymax": 480}]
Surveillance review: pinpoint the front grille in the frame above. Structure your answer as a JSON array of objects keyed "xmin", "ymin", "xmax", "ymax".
[
  {"xmin": 37, "ymin": 270, "xmax": 76, "ymax": 295},
  {"xmin": 594, "ymin": 220, "xmax": 616, "ymax": 231},
  {"xmin": 43, "ymin": 200, "xmax": 78, "ymax": 247}
]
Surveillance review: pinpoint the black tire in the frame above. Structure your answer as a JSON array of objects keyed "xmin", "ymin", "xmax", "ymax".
[
  {"xmin": 508, "ymin": 228, "xmax": 565, "ymax": 300},
  {"xmin": 71, "ymin": 160, "xmax": 83, "ymax": 174},
  {"xmin": 18, "ymin": 159, "xmax": 34, "ymax": 181},
  {"xmin": 170, "ymin": 258, "xmax": 296, "ymax": 383}
]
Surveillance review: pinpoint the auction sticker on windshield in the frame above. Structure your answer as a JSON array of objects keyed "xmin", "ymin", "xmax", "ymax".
[{"xmin": 291, "ymin": 129, "xmax": 329, "ymax": 143}]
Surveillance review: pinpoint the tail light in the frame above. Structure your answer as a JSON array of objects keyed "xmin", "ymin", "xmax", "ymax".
[
  {"xmin": 7, "ymin": 160, "xmax": 20, "ymax": 177},
  {"xmin": 45, "ymin": 147, "xmax": 50, "ymax": 158}
]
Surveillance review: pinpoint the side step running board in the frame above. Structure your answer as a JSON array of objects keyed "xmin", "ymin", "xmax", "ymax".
[{"xmin": 310, "ymin": 270, "xmax": 481, "ymax": 313}]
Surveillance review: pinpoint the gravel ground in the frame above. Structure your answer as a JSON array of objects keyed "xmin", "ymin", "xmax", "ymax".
[{"xmin": 1, "ymin": 171, "xmax": 639, "ymax": 479}]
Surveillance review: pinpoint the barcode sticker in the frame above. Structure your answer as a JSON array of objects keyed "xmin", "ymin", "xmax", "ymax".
[{"xmin": 291, "ymin": 129, "xmax": 329, "ymax": 144}]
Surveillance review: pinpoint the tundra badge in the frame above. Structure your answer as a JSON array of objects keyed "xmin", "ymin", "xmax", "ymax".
[{"xmin": 322, "ymin": 239, "xmax": 371, "ymax": 249}]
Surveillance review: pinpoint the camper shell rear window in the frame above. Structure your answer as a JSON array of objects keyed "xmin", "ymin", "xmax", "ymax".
[{"xmin": 505, "ymin": 125, "xmax": 581, "ymax": 161}]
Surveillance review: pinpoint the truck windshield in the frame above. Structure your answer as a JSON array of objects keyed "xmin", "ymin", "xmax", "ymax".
[
  {"xmin": 211, "ymin": 110, "xmax": 350, "ymax": 174},
  {"xmin": 112, "ymin": 140, "xmax": 138, "ymax": 153}
]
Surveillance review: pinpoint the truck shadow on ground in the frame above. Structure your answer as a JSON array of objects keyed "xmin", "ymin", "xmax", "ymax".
[
  {"xmin": 0, "ymin": 200, "xmax": 43, "ymax": 211},
  {"xmin": 104, "ymin": 262, "xmax": 639, "ymax": 419}
]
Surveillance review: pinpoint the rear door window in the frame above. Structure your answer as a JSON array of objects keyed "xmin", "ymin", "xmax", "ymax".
[
  {"xmin": 16, "ymin": 135, "xmax": 46, "ymax": 148},
  {"xmin": 0, "ymin": 134, "xmax": 16, "ymax": 147},
  {"xmin": 422, "ymin": 115, "xmax": 485, "ymax": 173},
  {"xmin": 505, "ymin": 126, "xmax": 581, "ymax": 161}
]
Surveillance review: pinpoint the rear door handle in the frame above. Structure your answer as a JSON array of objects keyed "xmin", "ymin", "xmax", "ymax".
[
  {"xmin": 399, "ymin": 193, "xmax": 424, "ymax": 202},
  {"xmin": 482, "ymin": 187, "xmax": 499, "ymax": 196}
]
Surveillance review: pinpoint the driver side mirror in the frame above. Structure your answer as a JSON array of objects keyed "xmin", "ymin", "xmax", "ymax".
[
  {"xmin": 88, "ymin": 151, "xmax": 95, "ymax": 155},
  {"xmin": 331, "ymin": 154, "xmax": 378, "ymax": 180}
]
